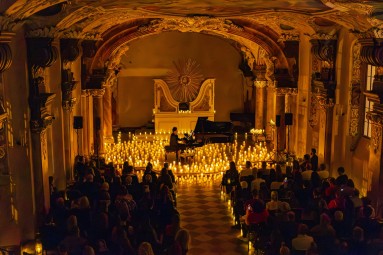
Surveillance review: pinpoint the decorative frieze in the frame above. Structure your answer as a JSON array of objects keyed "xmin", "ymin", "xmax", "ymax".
[
  {"xmin": 138, "ymin": 17, "xmax": 243, "ymax": 33},
  {"xmin": 278, "ymin": 33, "xmax": 300, "ymax": 42},
  {"xmin": 89, "ymin": 88, "xmax": 105, "ymax": 98},
  {"xmin": 274, "ymin": 87, "xmax": 298, "ymax": 96}
]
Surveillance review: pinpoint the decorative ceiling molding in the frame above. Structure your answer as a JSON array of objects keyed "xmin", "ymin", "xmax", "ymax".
[
  {"xmin": 309, "ymin": 32, "xmax": 338, "ymax": 40},
  {"xmin": 103, "ymin": 44, "xmax": 130, "ymax": 87},
  {"xmin": 138, "ymin": 17, "xmax": 243, "ymax": 33},
  {"xmin": 5, "ymin": 0, "xmax": 68, "ymax": 20},
  {"xmin": 0, "ymin": 16, "xmax": 24, "ymax": 32},
  {"xmin": 278, "ymin": 32, "xmax": 300, "ymax": 42},
  {"xmin": 353, "ymin": 27, "xmax": 383, "ymax": 39}
]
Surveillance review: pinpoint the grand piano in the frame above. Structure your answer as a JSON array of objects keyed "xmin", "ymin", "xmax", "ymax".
[{"xmin": 191, "ymin": 117, "xmax": 234, "ymax": 145}]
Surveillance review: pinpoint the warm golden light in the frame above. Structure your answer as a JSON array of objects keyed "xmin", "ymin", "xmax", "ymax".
[{"xmin": 105, "ymin": 132, "xmax": 272, "ymax": 184}]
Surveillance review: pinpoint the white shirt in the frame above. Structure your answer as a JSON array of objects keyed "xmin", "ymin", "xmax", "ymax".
[
  {"xmin": 251, "ymin": 178, "xmax": 265, "ymax": 191},
  {"xmin": 301, "ymin": 170, "xmax": 313, "ymax": 180},
  {"xmin": 292, "ymin": 234, "xmax": 314, "ymax": 251},
  {"xmin": 318, "ymin": 170, "xmax": 329, "ymax": 179}
]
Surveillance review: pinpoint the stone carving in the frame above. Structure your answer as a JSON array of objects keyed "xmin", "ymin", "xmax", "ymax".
[
  {"xmin": 26, "ymin": 26, "xmax": 58, "ymax": 38},
  {"xmin": 139, "ymin": 17, "xmax": 243, "ymax": 33},
  {"xmin": 278, "ymin": 33, "xmax": 300, "ymax": 42},
  {"xmin": 309, "ymin": 94, "xmax": 319, "ymax": 128},
  {"xmin": 274, "ymin": 87, "xmax": 298, "ymax": 96},
  {"xmin": 310, "ymin": 33, "xmax": 337, "ymax": 40},
  {"xmin": 241, "ymin": 46, "xmax": 256, "ymax": 71},
  {"xmin": 371, "ymin": 124, "xmax": 382, "ymax": 153},
  {"xmin": 104, "ymin": 45, "xmax": 129, "ymax": 87},
  {"xmin": 0, "ymin": 16, "xmax": 24, "ymax": 32},
  {"xmin": 90, "ymin": 88, "xmax": 105, "ymax": 98}
]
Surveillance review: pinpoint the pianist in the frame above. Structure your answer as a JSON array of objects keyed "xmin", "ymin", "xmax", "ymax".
[{"xmin": 169, "ymin": 127, "xmax": 186, "ymax": 161}]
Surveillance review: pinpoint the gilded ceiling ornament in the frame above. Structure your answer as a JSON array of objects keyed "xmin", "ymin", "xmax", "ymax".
[
  {"xmin": 164, "ymin": 58, "xmax": 204, "ymax": 103},
  {"xmin": 139, "ymin": 17, "xmax": 243, "ymax": 33},
  {"xmin": 240, "ymin": 46, "xmax": 256, "ymax": 70},
  {"xmin": 25, "ymin": 26, "xmax": 58, "ymax": 38},
  {"xmin": 104, "ymin": 45, "xmax": 130, "ymax": 87},
  {"xmin": 309, "ymin": 32, "xmax": 337, "ymax": 40},
  {"xmin": 0, "ymin": 16, "xmax": 24, "ymax": 32},
  {"xmin": 278, "ymin": 33, "xmax": 300, "ymax": 42},
  {"xmin": 5, "ymin": 0, "xmax": 68, "ymax": 20}
]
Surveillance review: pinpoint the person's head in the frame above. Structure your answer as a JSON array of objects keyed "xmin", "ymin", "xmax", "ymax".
[
  {"xmin": 311, "ymin": 148, "xmax": 316, "ymax": 155},
  {"xmin": 334, "ymin": 210, "xmax": 344, "ymax": 221},
  {"xmin": 363, "ymin": 205, "xmax": 373, "ymax": 218},
  {"xmin": 338, "ymin": 167, "xmax": 345, "ymax": 175},
  {"xmin": 85, "ymin": 173, "xmax": 94, "ymax": 182},
  {"xmin": 280, "ymin": 242, "xmax": 290, "ymax": 255},
  {"xmin": 287, "ymin": 211, "xmax": 295, "ymax": 222},
  {"xmin": 347, "ymin": 179, "xmax": 355, "ymax": 188},
  {"xmin": 262, "ymin": 161, "xmax": 267, "ymax": 169},
  {"xmin": 271, "ymin": 191, "xmax": 278, "ymax": 201},
  {"xmin": 161, "ymin": 167, "xmax": 168, "ymax": 176},
  {"xmin": 246, "ymin": 161, "xmax": 251, "ymax": 169},
  {"xmin": 144, "ymin": 174, "xmax": 152, "ymax": 183},
  {"xmin": 298, "ymin": 224, "xmax": 309, "ymax": 235},
  {"xmin": 101, "ymin": 182, "xmax": 109, "ymax": 192},
  {"xmin": 353, "ymin": 226, "xmax": 364, "ymax": 242},
  {"xmin": 172, "ymin": 127, "xmax": 178, "ymax": 134},
  {"xmin": 79, "ymin": 196, "xmax": 90, "ymax": 209},
  {"xmin": 319, "ymin": 163, "xmax": 326, "ymax": 171},
  {"xmin": 240, "ymin": 181, "xmax": 248, "ymax": 190},
  {"xmin": 127, "ymin": 165, "xmax": 134, "ymax": 174},
  {"xmin": 164, "ymin": 162, "xmax": 169, "ymax": 170},
  {"xmin": 175, "ymin": 229, "xmax": 191, "ymax": 251},
  {"xmin": 125, "ymin": 175, "xmax": 133, "ymax": 185},
  {"xmin": 319, "ymin": 213, "xmax": 331, "ymax": 226},
  {"xmin": 138, "ymin": 242, "xmax": 154, "ymax": 255},
  {"xmin": 82, "ymin": 245, "xmax": 95, "ymax": 255},
  {"xmin": 229, "ymin": 161, "xmax": 236, "ymax": 171},
  {"xmin": 304, "ymin": 154, "xmax": 310, "ymax": 161},
  {"xmin": 97, "ymin": 239, "xmax": 108, "ymax": 252}
]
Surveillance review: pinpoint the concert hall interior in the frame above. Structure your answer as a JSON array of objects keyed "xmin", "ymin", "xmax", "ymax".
[{"xmin": 2, "ymin": 1, "xmax": 383, "ymax": 254}]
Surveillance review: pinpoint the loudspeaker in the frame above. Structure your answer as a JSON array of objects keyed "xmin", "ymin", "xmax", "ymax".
[
  {"xmin": 94, "ymin": 117, "xmax": 101, "ymax": 131},
  {"xmin": 285, "ymin": 113, "xmax": 293, "ymax": 126},
  {"xmin": 276, "ymin": 115, "xmax": 281, "ymax": 127},
  {"xmin": 73, "ymin": 116, "xmax": 83, "ymax": 129}
]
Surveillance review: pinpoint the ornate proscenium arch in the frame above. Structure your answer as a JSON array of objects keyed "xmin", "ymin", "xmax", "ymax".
[{"xmin": 87, "ymin": 17, "xmax": 293, "ymax": 86}]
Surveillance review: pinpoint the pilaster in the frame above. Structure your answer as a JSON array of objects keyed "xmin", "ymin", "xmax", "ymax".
[
  {"xmin": 60, "ymin": 39, "xmax": 80, "ymax": 183},
  {"xmin": 90, "ymin": 88, "xmax": 105, "ymax": 156}
]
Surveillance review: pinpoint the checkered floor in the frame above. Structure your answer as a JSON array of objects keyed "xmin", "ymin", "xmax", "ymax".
[{"xmin": 177, "ymin": 182, "xmax": 248, "ymax": 255}]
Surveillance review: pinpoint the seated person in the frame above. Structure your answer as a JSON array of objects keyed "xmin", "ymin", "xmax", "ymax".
[
  {"xmin": 317, "ymin": 163, "xmax": 329, "ymax": 179},
  {"xmin": 169, "ymin": 127, "xmax": 185, "ymax": 160}
]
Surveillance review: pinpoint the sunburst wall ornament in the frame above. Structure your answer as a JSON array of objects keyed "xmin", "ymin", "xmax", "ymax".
[{"xmin": 165, "ymin": 58, "xmax": 204, "ymax": 102}]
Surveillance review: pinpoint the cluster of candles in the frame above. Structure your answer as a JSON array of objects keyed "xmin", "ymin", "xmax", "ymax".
[
  {"xmin": 250, "ymin": 128, "xmax": 265, "ymax": 135},
  {"xmin": 104, "ymin": 132, "xmax": 272, "ymax": 185},
  {"xmin": 178, "ymin": 110, "xmax": 192, "ymax": 113}
]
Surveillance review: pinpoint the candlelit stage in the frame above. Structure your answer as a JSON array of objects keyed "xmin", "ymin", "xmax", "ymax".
[{"xmin": 105, "ymin": 131, "xmax": 273, "ymax": 184}]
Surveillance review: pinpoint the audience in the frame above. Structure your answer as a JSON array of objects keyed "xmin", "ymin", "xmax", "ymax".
[{"xmin": 45, "ymin": 147, "xmax": 383, "ymax": 255}]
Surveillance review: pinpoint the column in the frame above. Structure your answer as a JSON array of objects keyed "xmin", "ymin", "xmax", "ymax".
[
  {"xmin": 81, "ymin": 90, "xmax": 93, "ymax": 157},
  {"xmin": 91, "ymin": 88, "xmax": 105, "ymax": 156},
  {"xmin": 61, "ymin": 39, "xmax": 80, "ymax": 183},
  {"xmin": 103, "ymin": 83, "xmax": 114, "ymax": 144},
  {"xmin": 254, "ymin": 80, "xmax": 266, "ymax": 129},
  {"xmin": 266, "ymin": 82, "xmax": 276, "ymax": 150},
  {"xmin": 275, "ymin": 90, "xmax": 286, "ymax": 152}
]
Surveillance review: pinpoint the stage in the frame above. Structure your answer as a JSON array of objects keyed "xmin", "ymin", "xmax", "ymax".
[{"xmin": 105, "ymin": 131, "xmax": 274, "ymax": 184}]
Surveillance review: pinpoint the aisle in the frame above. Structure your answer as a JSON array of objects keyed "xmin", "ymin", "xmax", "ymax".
[{"xmin": 176, "ymin": 182, "xmax": 248, "ymax": 255}]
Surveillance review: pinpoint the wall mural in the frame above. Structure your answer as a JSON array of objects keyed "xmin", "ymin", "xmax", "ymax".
[{"xmin": 164, "ymin": 58, "xmax": 204, "ymax": 103}]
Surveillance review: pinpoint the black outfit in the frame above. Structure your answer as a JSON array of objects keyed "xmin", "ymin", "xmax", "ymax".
[
  {"xmin": 170, "ymin": 133, "xmax": 186, "ymax": 152},
  {"xmin": 311, "ymin": 154, "xmax": 318, "ymax": 171}
]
